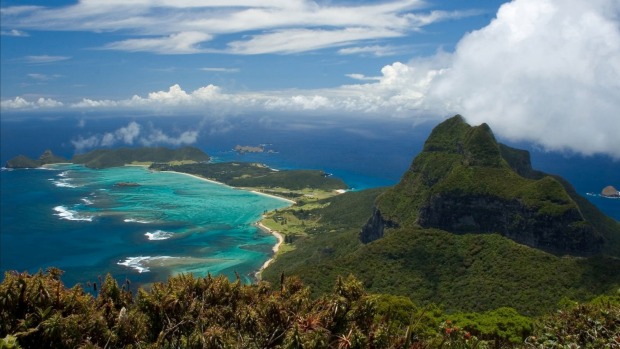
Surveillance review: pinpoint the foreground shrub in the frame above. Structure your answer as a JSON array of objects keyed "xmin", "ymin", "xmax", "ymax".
[{"xmin": 1, "ymin": 269, "xmax": 617, "ymax": 348}]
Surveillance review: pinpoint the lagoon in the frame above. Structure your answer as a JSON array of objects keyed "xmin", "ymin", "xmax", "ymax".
[{"xmin": 0, "ymin": 165, "xmax": 291, "ymax": 286}]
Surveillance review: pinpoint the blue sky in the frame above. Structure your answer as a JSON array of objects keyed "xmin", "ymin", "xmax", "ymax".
[
  {"xmin": 1, "ymin": 0, "xmax": 501, "ymax": 97},
  {"xmin": 1, "ymin": 0, "xmax": 620, "ymax": 159}
]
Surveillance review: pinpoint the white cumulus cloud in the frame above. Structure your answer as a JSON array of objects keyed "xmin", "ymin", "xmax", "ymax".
[
  {"xmin": 0, "ymin": 96, "xmax": 64, "ymax": 109},
  {"xmin": 70, "ymin": 121, "xmax": 200, "ymax": 153},
  {"xmin": 140, "ymin": 130, "xmax": 199, "ymax": 147}
]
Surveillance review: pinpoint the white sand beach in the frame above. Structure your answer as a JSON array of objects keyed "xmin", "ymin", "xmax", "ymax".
[
  {"xmin": 254, "ymin": 222, "xmax": 285, "ymax": 280},
  {"xmin": 169, "ymin": 171, "xmax": 296, "ymax": 204},
  {"xmin": 249, "ymin": 190, "xmax": 296, "ymax": 204}
]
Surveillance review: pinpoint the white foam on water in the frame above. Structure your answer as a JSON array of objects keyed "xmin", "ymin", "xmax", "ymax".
[
  {"xmin": 145, "ymin": 230, "xmax": 174, "ymax": 240},
  {"xmin": 53, "ymin": 206, "xmax": 93, "ymax": 221},
  {"xmin": 117, "ymin": 256, "xmax": 179, "ymax": 273},
  {"xmin": 124, "ymin": 218, "xmax": 152, "ymax": 224},
  {"xmin": 51, "ymin": 176, "xmax": 78, "ymax": 188}
]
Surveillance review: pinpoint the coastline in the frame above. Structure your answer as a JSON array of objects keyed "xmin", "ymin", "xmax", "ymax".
[
  {"xmin": 248, "ymin": 189, "xmax": 296, "ymax": 204},
  {"xmin": 164, "ymin": 169, "xmax": 294, "ymax": 280},
  {"xmin": 165, "ymin": 170, "xmax": 296, "ymax": 204},
  {"xmin": 40, "ymin": 163, "xmax": 294, "ymax": 281},
  {"xmin": 254, "ymin": 221, "xmax": 285, "ymax": 280}
]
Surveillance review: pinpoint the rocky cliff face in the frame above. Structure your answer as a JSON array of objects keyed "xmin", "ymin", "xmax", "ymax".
[
  {"xmin": 418, "ymin": 193, "xmax": 603, "ymax": 256},
  {"xmin": 361, "ymin": 115, "xmax": 608, "ymax": 257},
  {"xmin": 359, "ymin": 208, "xmax": 398, "ymax": 243}
]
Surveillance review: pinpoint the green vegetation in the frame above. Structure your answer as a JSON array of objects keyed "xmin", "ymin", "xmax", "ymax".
[
  {"xmin": 264, "ymin": 194, "xmax": 620, "ymax": 315},
  {"xmin": 262, "ymin": 116, "xmax": 620, "ymax": 317},
  {"xmin": 1, "ymin": 269, "xmax": 619, "ymax": 348},
  {"xmin": 4, "ymin": 117, "xmax": 620, "ymax": 347},
  {"xmin": 4, "ymin": 155, "xmax": 40, "ymax": 169},
  {"xmin": 71, "ymin": 146, "xmax": 210, "ymax": 168},
  {"xmin": 151, "ymin": 162, "xmax": 347, "ymax": 192},
  {"xmin": 370, "ymin": 115, "xmax": 614, "ymax": 257},
  {"xmin": 378, "ymin": 116, "xmax": 585, "ymax": 230}
]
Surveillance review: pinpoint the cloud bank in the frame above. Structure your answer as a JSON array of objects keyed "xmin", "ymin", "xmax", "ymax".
[
  {"xmin": 3, "ymin": 0, "xmax": 619, "ymax": 159},
  {"xmin": 71, "ymin": 121, "xmax": 199, "ymax": 153},
  {"xmin": 428, "ymin": 0, "xmax": 620, "ymax": 158},
  {"xmin": 1, "ymin": 96, "xmax": 64, "ymax": 109}
]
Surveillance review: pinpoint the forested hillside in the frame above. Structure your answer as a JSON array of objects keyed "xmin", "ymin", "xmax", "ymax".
[
  {"xmin": 263, "ymin": 116, "xmax": 620, "ymax": 316},
  {"xmin": 71, "ymin": 146, "xmax": 210, "ymax": 168}
]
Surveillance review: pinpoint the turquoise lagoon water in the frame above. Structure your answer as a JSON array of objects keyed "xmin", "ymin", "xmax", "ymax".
[{"xmin": 0, "ymin": 165, "xmax": 291, "ymax": 286}]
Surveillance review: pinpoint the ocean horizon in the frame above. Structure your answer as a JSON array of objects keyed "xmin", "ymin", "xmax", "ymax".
[{"xmin": 1, "ymin": 114, "xmax": 618, "ymax": 287}]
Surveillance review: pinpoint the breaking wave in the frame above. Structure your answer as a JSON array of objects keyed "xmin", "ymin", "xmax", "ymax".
[
  {"xmin": 117, "ymin": 256, "xmax": 179, "ymax": 273},
  {"xmin": 124, "ymin": 218, "xmax": 152, "ymax": 224},
  {"xmin": 145, "ymin": 230, "xmax": 174, "ymax": 241},
  {"xmin": 53, "ymin": 206, "xmax": 94, "ymax": 222}
]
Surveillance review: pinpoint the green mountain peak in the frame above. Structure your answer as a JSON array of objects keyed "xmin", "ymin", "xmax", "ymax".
[{"xmin": 363, "ymin": 115, "xmax": 610, "ymax": 257}]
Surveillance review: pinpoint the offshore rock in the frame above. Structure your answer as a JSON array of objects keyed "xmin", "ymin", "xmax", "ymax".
[{"xmin": 602, "ymin": 186, "xmax": 619, "ymax": 198}]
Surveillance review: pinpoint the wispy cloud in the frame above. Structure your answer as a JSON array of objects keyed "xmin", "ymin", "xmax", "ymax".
[
  {"xmin": 345, "ymin": 74, "xmax": 381, "ymax": 81},
  {"xmin": 24, "ymin": 55, "xmax": 71, "ymax": 64},
  {"xmin": 103, "ymin": 32, "xmax": 212, "ymax": 54},
  {"xmin": 1, "ymin": 29, "xmax": 29, "ymax": 37},
  {"xmin": 200, "ymin": 67, "xmax": 240, "ymax": 73},
  {"xmin": 1, "ymin": 0, "xmax": 469, "ymax": 55},
  {"xmin": 27, "ymin": 73, "xmax": 62, "ymax": 81},
  {"xmin": 338, "ymin": 45, "xmax": 401, "ymax": 57},
  {"xmin": 226, "ymin": 28, "xmax": 402, "ymax": 55}
]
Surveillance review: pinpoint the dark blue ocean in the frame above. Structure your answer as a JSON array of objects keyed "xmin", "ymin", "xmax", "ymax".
[{"xmin": 1, "ymin": 113, "xmax": 618, "ymax": 287}]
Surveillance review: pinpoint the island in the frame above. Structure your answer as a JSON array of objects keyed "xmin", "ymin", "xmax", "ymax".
[
  {"xmin": 234, "ymin": 144, "xmax": 264, "ymax": 153},
  {"xmin": 234, "ymin": 144, "xmax": 278, "ymax": 154},
  {"xmin": 602, "ymin": 185, "xmax": 620, "ymax": 198},
  {"xmin": 3, "ymin": 118, "xmax": 620, "ymax": 348},
  {"xmin": 4, "ymin": 146, "xmax": 210, "ymax": 169}
]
